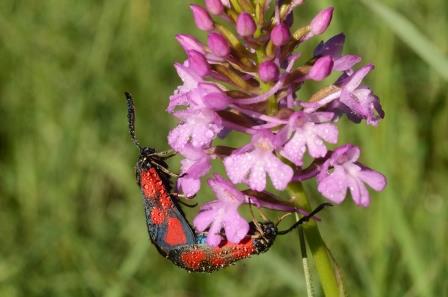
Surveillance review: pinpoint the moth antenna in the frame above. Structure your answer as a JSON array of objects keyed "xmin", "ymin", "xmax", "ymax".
[
  {"xmin": 276, "ymin": 212, "xmax": 293, "ymax": 227},
  {"xmin": 277, "ymin": 203, "xmax": 333, "ymax": 235},
  {"xmin": 125, "ymin": 92, "xmax": 142, "ymax": 151},
  {"xmin": 257, "ymin": 207, "xmax": 269, "ymax": 221}
]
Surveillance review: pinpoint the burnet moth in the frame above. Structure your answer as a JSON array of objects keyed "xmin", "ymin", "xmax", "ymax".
[{"xmin": 125, "ymin": 92, "xmax": 330, "ymax": 272}]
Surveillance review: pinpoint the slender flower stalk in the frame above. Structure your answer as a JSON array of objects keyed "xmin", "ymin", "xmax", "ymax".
[{"xmin": 163, "ymin": 0, "xmax": 387, "ymax": 294}]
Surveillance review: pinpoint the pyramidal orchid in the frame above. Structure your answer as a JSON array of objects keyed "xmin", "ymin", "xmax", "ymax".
[{"xmin": 164, "ymin": 1, "xmax": 386, "ymax": 293}]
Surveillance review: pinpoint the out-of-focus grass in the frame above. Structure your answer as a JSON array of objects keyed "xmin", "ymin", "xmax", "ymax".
[{"xmin": 0, "ymin": 0, "xmax": 447, "ymax": 296}]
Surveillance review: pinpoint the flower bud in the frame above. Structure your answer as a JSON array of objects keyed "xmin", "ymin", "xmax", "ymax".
[
  {"xmin": 187, "ymin": 50, "xmax": 210, "ymax": 77},
  {"xmin": 176, "ymin": 34, "xmax": 205, "ymax": 54},
  {"xmin": 308, "ymin": 56, "xmax": 333, "ymax": 81},
  {"xmin": 236, "ymin": 13, "xmax": 256, "ymax": 37},
  {"xmin": 205, "ymin": 0, "xmax": 224, "ymax": 15},
  {"xmin": 208, "ymin": 32, "xmax": 231, "ymax": 57},
  {"xmin": 270, "ymin": 23, "xmax": 291, "ymax": 47},
  {"xmin": 190, "ymin": 4, "xmax": 214, "ymax": 31},
  {"xmin": 258, "ymin": 61, "xmax": 279, "ymax": 82},
  {"xmin": 310, "ymin": 7, "xmax": 334, "ymax": 35}
]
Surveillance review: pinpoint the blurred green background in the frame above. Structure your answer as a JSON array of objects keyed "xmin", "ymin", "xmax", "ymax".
[{"xmin": 1, "ymin": 0, "xmax": 447, "ymax": 296}]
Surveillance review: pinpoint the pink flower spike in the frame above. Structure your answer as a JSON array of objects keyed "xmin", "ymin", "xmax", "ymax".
[
  {"xmin": 317, "ymin": 145, "xmax": 387, "ymax": 207},
  {"xmin": 193, "ymin": 175, "xmax": 249, "ymax": 246},
  {"xmin": 190, "ymin": 4, "xmax": 214, "ymax": 31},
  {"xmin": 310, "ymin": 7, "xmax": 334, "ymax": 35},
  {"xmin": 224, "ymin": 130, "xmax": 293, "ymax": 191},
  {"xmin": 205, "ymin": 0, "xmax": 224, "ymax": 15},
  {"xmin": 236, "ymin": 13, "xmax": 257, "ymax": 37}
]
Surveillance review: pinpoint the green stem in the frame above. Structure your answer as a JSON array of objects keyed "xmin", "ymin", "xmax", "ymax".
[
  {"xmin": 287, "ymin": 182, "xmax": 342, "ymax": 297},
  {"xmin": 298, "ymin": 223, "xmax": 314, "ymax": 297}
]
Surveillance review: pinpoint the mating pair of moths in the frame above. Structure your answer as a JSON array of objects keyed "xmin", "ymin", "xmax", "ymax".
[{"xmin": 125, "ymin": 92, "xmax": 329, "ymax": 272}]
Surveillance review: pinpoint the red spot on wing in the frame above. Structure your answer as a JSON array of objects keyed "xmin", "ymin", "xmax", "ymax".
[
  {"xmin": 164, "ymin": 217, "xmax": 187, "ymax": 246},
  {"xmin": 206, "ymin": 238, "xmax": 256, "ymax": 268},
  {"xmin": 159, "ymin": 193, "xmax": 173, "ymax": 209},
  {"xmin": 150, "ymin": 208, "xmax": 165, "ymax": 225},
  {"xmin": 180, "ymin": 250, "xmax": 207, "ymax": 270},
  {"xmin": 230, "ymin": 240, "xmax": 255, "ymax": 259},
  {"xmin": 140, "ymin": 169, "xmax": 173, "ymax": 210},
  {"xmin": 209, "ymin": 255, "xmax": 226, "ymax": 267},
  {"xmin": 140, "ymin": 169, "xmax": 158, "ymax": 198}
]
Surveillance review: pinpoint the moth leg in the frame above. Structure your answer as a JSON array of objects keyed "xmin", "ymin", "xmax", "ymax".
[
  {"xmin": 171, "ymin": 193, "xmax": 198, "ymax": 208},
  {"xmin": 151, "ymin": 161, "xmax": 180, "ymax": 178},
  {"xmin": 152, "ymin": 149, "xmax": 176, "ymax": 159},
  {"xmin": 171, "ymin": 192, "xmax": 196, "ymax": 199}
]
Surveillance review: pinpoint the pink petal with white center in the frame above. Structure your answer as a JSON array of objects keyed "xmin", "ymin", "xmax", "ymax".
[
  {"xmin": 223, "ymin": 213, "xmax": 249, "ymax": 243},
  {"xmin": 168, "ymin": 109, "xmax": 222, "ymax": 151},
  {"xmin": 167, "ymin": 64, "xmax": 204, "ymax": 112},
  {"xmin": 248, "ymin": 159, "xmax": 267, "ymax": 191},
  {"xmin": 193, "ymin": 201, "xmax": 218, "ymax": 232},
  {"xmin": 265, "ymin": 156, "xmax": 294, "ymax": 190},
  {"xmin": 207, "ymin": 217, "xmax": 224, "ymax": 246},
  {"xmin": 314, "ymin": 123, "xmax": 339, "ymax": 143},
  {"xmin": 192, "ymin": 175, "xmax": 249, "ymax": 246},
  {"xmin": 281, "ymin": 121, "xmax": 338, "ymax": 166},
  {"xmin": 224, "ymin": 153, "xmax": 256, "ymax": 185},
  {"xmin": 225, "ymin": 131, "xmax": 292, "ymax": 191},
  {"xmin": 281, "ymin": 132, "xmax": 306, "ymax": 166},
  {"xmin": 174, "ymin": 63, "xmax": 202, "ymax": 92},
  {"xmin": 177, "ymin": 176, "xmax": 201, "ymax": 197},
  {"xmin": 168, "ymin": 125, "xmax": 191, "ymax": 151},
  {"xmin": 317, "ymin": 166, "xmax": 348, "ymax": 203},
  {"xmin": 358, "ymin": 169, "xmax": 387, "ymax": 191},
  {"xmin": 167, "ymin": 93, "xmax": 190, "ymax": 112},
  {"xmin": 306, "ymin": 131, "xmax": 329, "ymax": 158},
  {"xmin": 347, "ymin": 175, "xmax": 370, "ymax": 207}
]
